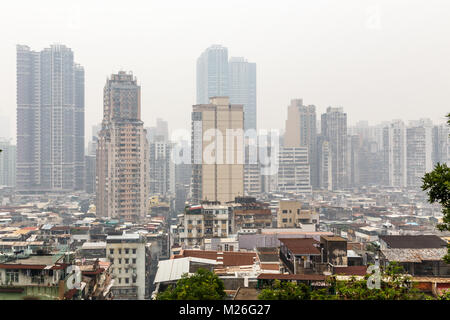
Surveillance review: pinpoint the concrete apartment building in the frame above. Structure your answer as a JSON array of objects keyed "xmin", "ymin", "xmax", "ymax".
[
  {"xmin": 16, "ymin": 44, "xmax": 85, "ymax": 193},
  {"xmin": 106, "ymin": 233, "xmax": 150, "ymax": 300},
  {"xmin": 383, "ymin": 120, "xmax": 407, "ymax": 188},
  {"xmin": 191, "ymin": 96, "xmax": 244, "ymax": 204},
  {"xmin": 228, "ymin": 57, "xmax": 257, "ymax": 132},
  {"xmin": 277, "ymin": 200, "xmax": 319, "ymax": 229},
  {"xmin": 96, "ymin": 72, "xmax": 149, "ymax": 222},
  {"xmin": 0, "ymin": 139, "xmax": 16, "ymax": 187},
  {"xmin": 284, "ymin": 99, "xmax": 318, "ymax": 188},
  {"xmin": 196, "ymin": 45, "xmax": 229, "ymax": 105},
  {"xmin": 149, "ymin": 138, "xmax": 175, "ymax": 197},
  {"xmin": 321, "ymin": 107, "xmax": 348, "ymax": 191},
  {"xmin": 277, "ymin": 147, "xmax": 312, "ymax": 194},
  {"xmin": 406, "ymin": 121, "xmax": 433, "ymax": 187},
  {"xmin": 178, "ymin": 203, "xmax": 231, "ymax": 249},
  {"xmin": 432, "ymin": 123, "xmax": 449, "ymax": 166},
  {"xmin": 231, "ymin": 196, "xmax": 272, "ymax": 231}
]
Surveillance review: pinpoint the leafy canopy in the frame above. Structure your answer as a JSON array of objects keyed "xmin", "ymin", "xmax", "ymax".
[
  {"xmin": 156, "ymin": 268, "xmax": 226, "ymax": 300},
  {"xmin": 258, "ymin": 262, "xmax": 430, "ymax": 300},
  {"xmin": 421, "ymin": 112, "xmax": 450, "ymax": 263}
]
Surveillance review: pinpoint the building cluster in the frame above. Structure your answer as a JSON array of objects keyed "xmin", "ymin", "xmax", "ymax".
[
  {"xmin": 0, "ymin": 195, "xmax": 170, "ymax": 300},
  {"xmin": 0, "ymin": 43, "xmax": 448, "ymax": 300}
]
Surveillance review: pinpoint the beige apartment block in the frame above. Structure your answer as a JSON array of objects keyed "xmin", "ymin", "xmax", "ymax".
[
  {"xmin": 277, "ymin": 200, "xmax": 319, "ymax": 229},
  {"xmin": 191, "ymin": 97, "xmax": 244, "ymax": 204}
]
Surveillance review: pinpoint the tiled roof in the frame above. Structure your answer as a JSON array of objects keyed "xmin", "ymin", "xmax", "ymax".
[
  {"xmin": 177, "ymin": 250, "xmax": 256, "ymax": 267},
  {"xmin": 381, "ymin": 248, "xmax": 447, "ymax": 262},
  {"xmin": 279, "ymin": 238, "xmax": 321, "ymax": 255},
  {"xmin": 257, "ymin": 273, "xmax": 326, "ymax": 281},
  {"xmin": 334, "ymin": 266, "xmax": 368, "ymax": 276}
]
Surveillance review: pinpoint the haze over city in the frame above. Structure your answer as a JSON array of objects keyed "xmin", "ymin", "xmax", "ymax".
[{"xmin": 1, "ymin": 0, "xmax": 450, "ymax": 143}]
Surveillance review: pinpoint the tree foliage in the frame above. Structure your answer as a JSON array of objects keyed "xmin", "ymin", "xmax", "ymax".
[
  {"xmin": 258, "ymin": 280, "xmax": 312, "ymax": 300},
  {"xmin": 421, "ymin": 112, "xmax": 450, "ymax": 263},
  {"xmin": 258, "ymin": 263, "xmax": 431, "ymax": 300},
  {"xmin": 156, "ymin": 268, "xmax": 226, "ymax": 300}
]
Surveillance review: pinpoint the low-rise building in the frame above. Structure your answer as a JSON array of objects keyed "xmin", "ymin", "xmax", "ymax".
[{"xmin": 106, "ymin": 233, "xmax": 150, "ymax": 300}]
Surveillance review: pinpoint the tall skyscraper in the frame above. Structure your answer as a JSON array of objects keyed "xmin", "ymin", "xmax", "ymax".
[
  {"xmin": 196, "ymin": 45, "xmax": 257, "ymax": 133},
  {"xmin": 228, "ymin": 57, "xmax": 257, "ymax": 132},
  {"xmin": 277, "ymin": 147, "xmax": 312, "ymax": 194},
  {"xmin": 0, "ymin": 139, "xmax": 16, "ymax": 187},
  {"xmin": 406, "ymin": 120, "xmax": 433, "ymax": 187},
  {"xmin": 146, "ymin": 118, "xmax": 169, "ymax": 144},
  {"xmin": 432, "ymin": 123, "xmax": 449, "ymax": 166},
  {"xmin": 383, "ymin": 120, "xmax": 407, "ymax": 188},
  {"xmin": 96, "ymin": 71, "xmax": 149, "ymax": 222},
  {"xmin": 321, "ymin": 107, "xmax": 347, "ymax": 190},
  {"xmin": 196, "ymin": 45, "xmax": 229, "ymax": 104},
  {"xmin": 16, "ymin": 44, "xmax": 85, "ymax": 193},
  {"xmin": 284, "ymin": 99, "xmax": 318, "ymax": 188},
  {"xmin": 149, "ymin": 137, "xmax": 175, "ymax": 196},
  {"xmin": 191, "ymin": 97, "xmax": 244, "ymax": 204}
]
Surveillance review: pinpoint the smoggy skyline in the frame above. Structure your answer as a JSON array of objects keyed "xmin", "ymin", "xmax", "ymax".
[{"xmin": 1, "ymin": 0, "xmax": 450, "ymax": 143}]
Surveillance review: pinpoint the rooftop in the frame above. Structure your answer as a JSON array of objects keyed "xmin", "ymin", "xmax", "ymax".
[
  {"xmin": 381, "ymin": 248, "xmax": 448, "ymax": 262},
  {"xmin": 279, "ymin": 238, "xmax": 321, "ymax": 255},
  {"xmin": 379, "ymin": 235, "xmax": 447, "ymax": 249}
]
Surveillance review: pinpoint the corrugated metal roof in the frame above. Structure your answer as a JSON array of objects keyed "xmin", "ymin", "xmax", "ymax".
[
  {"xmin": 154, "ymin": 257, "xmax": 217, "ymax": 283},
  {"xmin": 381, "ymin": 248, "xmax": 447, "ymax": 262}
]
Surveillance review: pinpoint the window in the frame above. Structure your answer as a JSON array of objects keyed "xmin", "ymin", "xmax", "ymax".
[
  {"xmin": 125, "ymin": 258, "xmax": 129, "ymax": 264},
  {"xmin": 6, "ymin": 270, "xmax": 19, "ymax": 283},
  {"xmin": 118, "ymin": 258, "xmax": 122, "ymax": 264},
  {"xmin": 118, "ymin": 249, "xmax": 122, "ymax": 254},
  {"xmin": 125, "ymin": 278, "xmax": 129, "ymax": 284},
  {"xmin": 132, "ymin": 258, "xmax": 136, "ymax": 264},
  {"xmin": 133, "ymin": 278, "xmax": 136, "ymax": 284},
  {"xmin": 132, "ymin": 249, "xmax": 136, "ymax": 254},
  {"xmin": 125, "ymin": 249, "xmax": 129, "ymax": 254},
  {"xmin": 109, "ymin": 249, "xmax": 114, "ymax": 255},
  {"xmin": 118, "ymin": 278, "xmax": 122, "ymax": 284}
]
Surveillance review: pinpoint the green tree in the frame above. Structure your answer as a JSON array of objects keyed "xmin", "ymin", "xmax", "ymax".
[
  {"xmin": 258, "ymin": 280, "xmax": 312, "ymax": 300},
  {"xmin": 258, "ymin": 263, "xmax": 430, "ymax": 300},
  {"xmin": 422, "ymin": 112, "xmax": 450, "ymax": 263},
  {"xmin": 156, "ymin": 268, "xmax": 226, "ymax": 300}
]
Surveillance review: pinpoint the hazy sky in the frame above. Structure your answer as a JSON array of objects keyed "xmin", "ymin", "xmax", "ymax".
[{"xmin": 1, "ymin": 0, "xmax": 450, "ymax": 143}]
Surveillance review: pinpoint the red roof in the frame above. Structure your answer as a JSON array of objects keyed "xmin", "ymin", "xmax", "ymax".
[
  {"xmin": 257, "ymin": 273, "xmax": 326, "ymax": 281},
  {"xmin": 334, "ymin": 266, "xmax": 368, "ymax": 276},
  {"xmin": 176, "ymin": 250, "xmax": 256, "ymax": 267},
  {"xmin": 279, "ymin": 238, "xmax": 321, "ymax": 255}
]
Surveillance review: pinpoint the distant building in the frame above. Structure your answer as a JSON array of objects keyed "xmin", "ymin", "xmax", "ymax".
[
  {"xmin": 149, "ymin": 137, "xmax": 175, "ymax": 196},
  {"xmin": 277, "ymin": 200, "xmax": 319, "ymax": 229},
  {"xmin": 406, "ymin": 121, "xmax": 433, "ymax": 187},
  {"xmin": 0, "ymin": 139, "xmax": 16, "ymax": 187},
  {"xmin": 16, "ymin": 44, "xmax": 84, "ymax": 193},
  {"xmin": 432, "ymin": 123, "xmax": 449, "ymax": 166},
  {"xmin": 96, "ymin": 71, "xmax": 149, "ymax": 222},
  {"xmin": 321, "ymin": 107, "xmax": 347, "ymax": 190},
  {"xmin": 228, "ymin": 57, "xmax": 257, "ymax": 132},
  {"xmin": 196, "ymin": 45, "xmax": 229, "ymax": 104},
  {"xmin": 284, "ymin": 99, "xmax": 318, "ymax": 188},
  {"xmin": 84, "ymin": 155, "xmax": 96, "ymax": 194},
  {"xmin": 277, "ymin": 147, "xmax": 311, "ymax": 194},
  {"xmin": 383, "ymin": 120, "xmax": 407, "ymax": 188}
]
